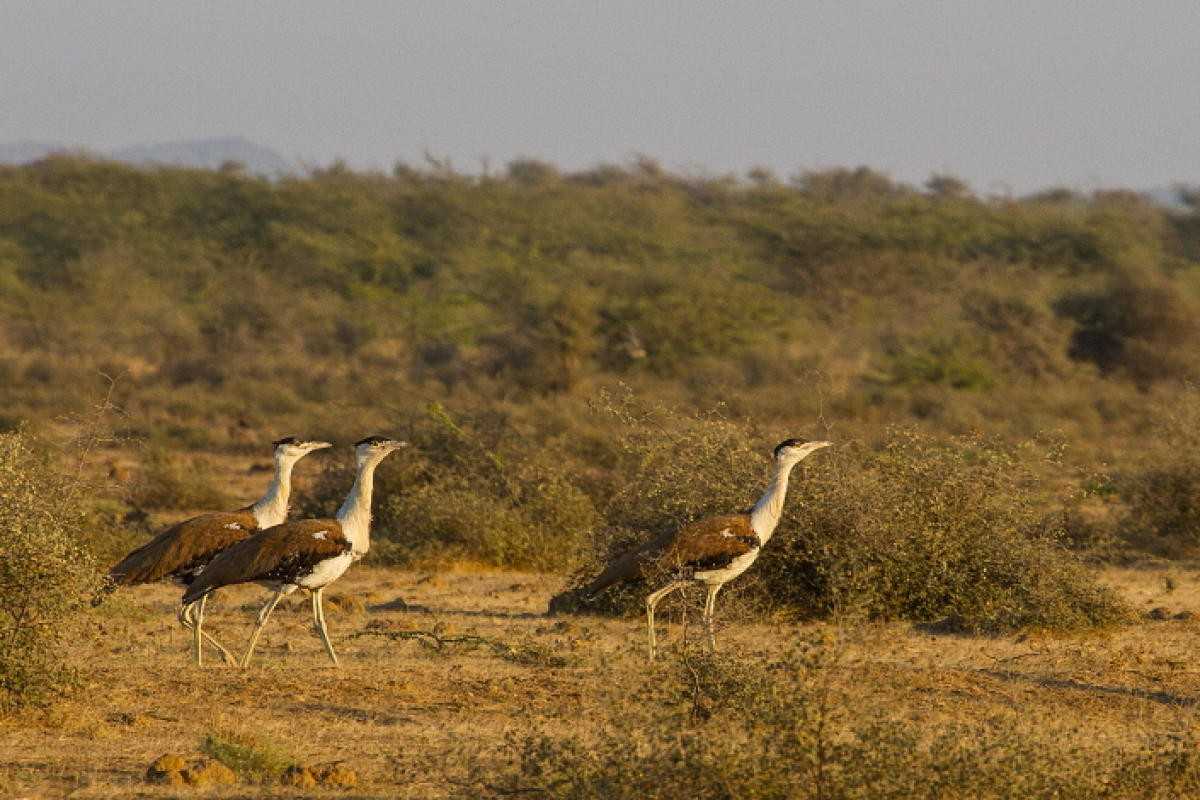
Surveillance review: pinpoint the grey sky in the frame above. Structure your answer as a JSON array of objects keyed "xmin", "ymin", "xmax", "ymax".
[{"xmin": 2, "ymin": 1, "xmax": 1198, "ymax": 193}]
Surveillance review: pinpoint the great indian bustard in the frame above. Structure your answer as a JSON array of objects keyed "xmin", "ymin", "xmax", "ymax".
[
  {"xmin": 548, "ymin": 438, "xmax": 830, "ymax": 659},
  {"xmin": 105, "ymin": 437, "xmax": 331, "ymax": 664},
  {"xmin": 182, "ymin": 436, "xmax": 406, "ymax": 667}
]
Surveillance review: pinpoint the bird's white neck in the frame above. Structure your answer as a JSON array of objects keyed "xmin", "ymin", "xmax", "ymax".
[
  {"xmin": 336, "ymin": 456, "xmax": 384, "ymax": 556},
  {"xmin": 749, "ymin": 458, "xmax": 801, "ymax": 543},
  {"xmin": 250, "ymin": 456, "xmax": 297, "ymax": 528}
]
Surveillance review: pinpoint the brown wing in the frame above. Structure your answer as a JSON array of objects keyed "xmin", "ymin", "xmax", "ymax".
[
  {"xmin": 658, "ymin": 514, "xmax": 760, "ymax": 570},
  {"xmin": 182, "ymin": 519, "xmax": 350, "ymax": 603},
  {"xmin": 108, "ymin": 510, "xmax": 259, "ymax": 586},
  {"xmin": 568, "ymin": 514, "xmax": 758, "ymax": 602}
]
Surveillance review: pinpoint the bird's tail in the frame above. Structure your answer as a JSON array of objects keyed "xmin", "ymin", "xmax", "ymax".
[
  {"xmin": 547, "ymin": 588, "xmax": 585, "ymax": 615},
  {"xmin": 180, "ymin": 581, "xmax": 208, "ymax": 607},
  {"xmin": 546, "ymin": 550, "xmax": 644, "ymax": 615}
]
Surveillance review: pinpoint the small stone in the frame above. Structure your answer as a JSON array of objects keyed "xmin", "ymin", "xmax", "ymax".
[
  {"xmin": 1148, "ymin": 607, "xmax": 1171, "ymax": 621},
  {"xmin": 182, "ymin": 759, "xmax": 236, "ymax": 787},
  {"xmin": 314, "ymin": 762, "xmax": 358, "ymax": 788},
  {"xmin": 281, "ymin": 765, "xmax": 318, "ymax": 788},
  {"xmin": 1175, "ymin": 611, "xmax": 1194, "ymax": 621}
]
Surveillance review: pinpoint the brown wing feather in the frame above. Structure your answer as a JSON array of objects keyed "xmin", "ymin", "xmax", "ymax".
[
  {"xmin": 658, "ymin": 514, "xmax": 759, "ymax": 568},
  {"xmin": 572, "ymin": 514, "xmax": 758, "ymax": 600},
  {"xmin": 182, "ymin": 519, "xmax": 350, "ymax": 603},
  {"xmin": 108, "ymin": 510, "xmax": 259, "ymax": 585}
]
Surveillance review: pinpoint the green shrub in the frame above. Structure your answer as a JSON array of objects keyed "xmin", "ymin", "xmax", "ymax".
[
  {"xmin": 876, "ymin": 336, "xmax": 995, "ymax": 391},
  {"xmin": 0, "ymin": 431, "xmax": 100, "ymax": 710},
  {"xmin": 200, "ymin": 730, "xmax": 293, "ymax": 783},
  {"xmin": 560, "ymin": 396, "xmax": 1126, "ymax": 632}
]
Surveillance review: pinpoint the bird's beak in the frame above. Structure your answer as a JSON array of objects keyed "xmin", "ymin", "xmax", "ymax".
[
  {"xmin": 389, "ymin": 440, "xmax": 409, "ymax": 451},
  {"xmin": 310, "ymin": 441, "xmax": 334, "ymax": 451},
  {"xmin": 811, "ymin": 441, "xmax": 833, "ymax": 450}
]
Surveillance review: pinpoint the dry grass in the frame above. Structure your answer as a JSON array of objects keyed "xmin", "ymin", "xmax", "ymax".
[{"xmin": 2, "ymin": 564, "xmax": 1200, "ymax": 797}]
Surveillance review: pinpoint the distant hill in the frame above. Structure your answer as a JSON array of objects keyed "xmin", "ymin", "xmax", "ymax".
[
  {"xmin": 0, "ymin": 140, "xmax": 74, "ymax": 164},
  {"xmin": 1144, "ymin": 185, "xmax": 1196, "ymax": 211},
  {"xmin": 111, "ymin": 137, "xmax": 295, "ymax": 175},
  {"xmin": 0, "ymin": 136, "xmax": 296, "ymax": 176}
]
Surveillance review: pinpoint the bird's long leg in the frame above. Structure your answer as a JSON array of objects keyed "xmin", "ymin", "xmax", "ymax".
[
  {"xmin": 193, "ymin": 595, "xmax": 238, "ymax": 666},
  {"xmin": 177, "ymin": 600, "xmax": 236, "ymax": 665},
  {"xmin": 177, "ymin": 602, "xmax": 194, "ymax": 631},
  {"xmin": 192, "ymin": 596, "xmax": 205, "ymax": 665},
  {"xmin": 702, "ymin": 584, "xmax": 722, "ymax": 653},
  {"xmin": 241, "ymin": 588, "xmax": 286, "ymax": 668},
  {"xmin": 311, "ymin": 588, "xmax": 340, "ymax": 667},
  {"xmin": 646, "ymin": 581, "xmax": 688, "ymax": 662}
]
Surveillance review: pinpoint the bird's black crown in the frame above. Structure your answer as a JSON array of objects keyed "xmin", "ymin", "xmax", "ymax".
[
  {"xmin": 355, "ymin": 435, "xmax": 394, "ymax": 447},
  {"xmin": 272, "ymin": 436, "xmax": 300, "ymax": 448},
  {"xmin": 773, "ymin": 438, "xmax": 809, "ymax": 457}
]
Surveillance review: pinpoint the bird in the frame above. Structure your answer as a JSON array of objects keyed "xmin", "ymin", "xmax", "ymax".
[
  {"xmin": 548, "ymin": 438, "xmax": 831, "ymax": 660},
  {"xmin": 181, "ymin": 436, "xmax": 407, "ymax": 668},
  {"xmin": 104, "ymin": 437, "xmax": 331, "ymax": 665}
]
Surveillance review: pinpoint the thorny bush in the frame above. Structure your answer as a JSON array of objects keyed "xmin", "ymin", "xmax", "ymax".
[
  {"xmin": 0, "ymin": 431, "xmax": 100, "ymax": 709},
  {"xmin": 558, "ymin": 393, "xmax": 1127, "ymax": 633}
]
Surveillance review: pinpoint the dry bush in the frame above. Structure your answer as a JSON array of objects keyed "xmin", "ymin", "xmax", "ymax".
[
  {"xmin": 1115, "ymin": 393, "xmax": 1200, "ymax": 557},
  {"xmin": 560, "ymin": 394, "xmax": 1126, "ymax": 633},
  {"xmin": 0, "ymin": 430, "xmax": 100, "ymax": 709},
  {"xmin": 476, "ymin": 634, "xmax": 1200, "ymax": 799},
  {"xmin": 300, "ymin": 403, "xmax": 599, "ymax": 571},
  {"xmin": 126, "ymin": 444, "xmax": 229, "ymax": 510},
  {"xmin": 770, "ymin": 431, "xmax": 1128, "ymax": 631}
]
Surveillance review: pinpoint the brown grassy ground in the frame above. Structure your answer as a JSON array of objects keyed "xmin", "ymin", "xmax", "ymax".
[{"xmin": 3, "ymin": 563, "xmax": 1200, "ymax": 798}]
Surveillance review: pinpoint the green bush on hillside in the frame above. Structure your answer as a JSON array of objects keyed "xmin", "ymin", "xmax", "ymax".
[
  {"xmin": 4, "ymin": 156, "xmax": 1198, "ymax": 453},
  {"xmin": 1055, "ymin": 262, "xmax": 1199, "ymax": 385}
]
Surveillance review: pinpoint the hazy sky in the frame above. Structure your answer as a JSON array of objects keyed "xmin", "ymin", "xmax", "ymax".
[{"xmin": 2, "ymin": 1, "xmax": 1198, "ymax": 192}]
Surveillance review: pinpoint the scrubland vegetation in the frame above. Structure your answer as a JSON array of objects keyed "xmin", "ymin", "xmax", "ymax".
[
  {"xmin": 484, "ymin": 634, "xmax": 1200, "ymax": 800},
  {"xmin": 556, "ymin": 396, "xmax": 1127, "ymax": 632},
  {"xmin": 5, "ymin": 156, "xmax": 1200, "ymax": 795},
  {"xmin": 0, "ymin": 430, "xmax": 100, "ymax": 710}
]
